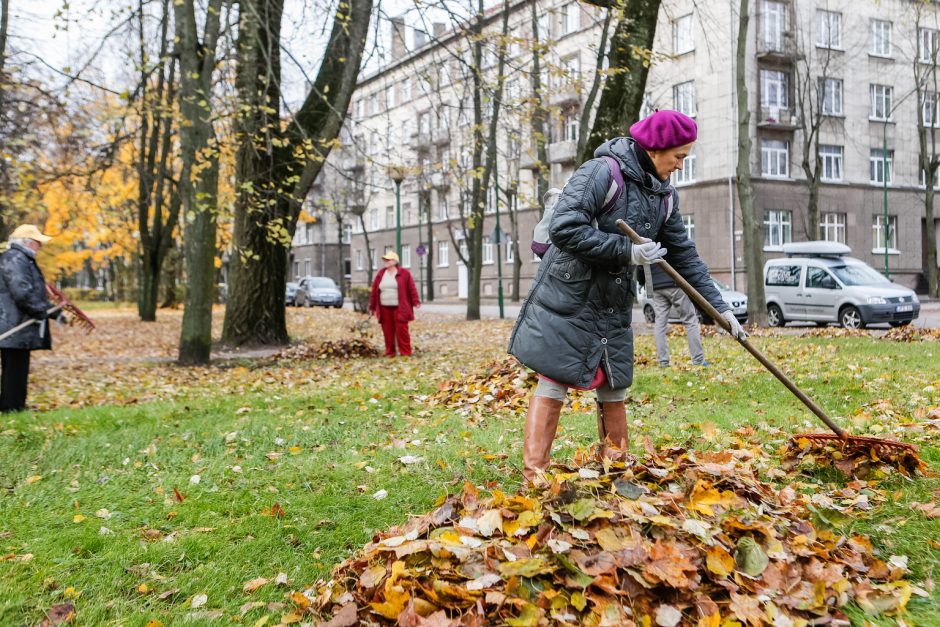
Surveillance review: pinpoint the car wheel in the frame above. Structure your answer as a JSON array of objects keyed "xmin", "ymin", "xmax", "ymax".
[
  {"xmin": 643, "ymin": 304, "xmax": 655, "ymax": 324},
  {"xmin": 767, "ymin": 304, "xmax": 785, "ymax": 327},
  {"xmin": 839, "ymin": 306, "xmax": 865, "ymax": 329},
  {"xmin": 889, "ymin": 320, "xmax": 912, "ymax": 327}
]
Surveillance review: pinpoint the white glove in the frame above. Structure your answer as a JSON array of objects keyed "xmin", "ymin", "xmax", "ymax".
[
  {"xmin": 629, "ymin": 237, "xmax": 667, "ymax": 265},
  {"xmin": 722, "ymin": 310, "xmax": 748, "ymax": 340}
]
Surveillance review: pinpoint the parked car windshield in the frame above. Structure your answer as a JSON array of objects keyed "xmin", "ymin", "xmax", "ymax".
[
  {"xmin": 830, "ymin": 264, "xmax": 891, "ymax": 286},
  {"xmin": 712, "ymin": 279, "xmax": 732, "ymax": 291},
  {"xmin": 307, "ymin": 278, "xmax": 337, "ymax": 289}
]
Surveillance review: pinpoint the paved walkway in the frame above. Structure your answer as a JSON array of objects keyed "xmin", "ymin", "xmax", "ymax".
[{"xmin": 410, "ymin": 299, "xmax": 940, "ymax": 329}]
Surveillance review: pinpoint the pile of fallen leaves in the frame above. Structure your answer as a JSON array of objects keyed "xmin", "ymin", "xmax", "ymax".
[
  {"xmin": 271, "ymin": 339, "xmax": 380, "ymax": 361},
  {"xmin": 425, "ymin": 358, "xmax": 538, "ymax": 416},
  {"xmin": 803, "ymin": 327, "xmax": 870, "ymax": 339},
  {"xmin": 884, "ymin": 326, "xmax": 940, "ymax": 342},
  {"xmin": 299, "ymin": 444, "xmax": 917, "ymax": 626},
  {"xmin": 666, "ymin": 324, "xmax": 718, "ymax": 338},
  {"xmin": 781, "ymin": 435, "xmax": 927, "ymax": 478}
]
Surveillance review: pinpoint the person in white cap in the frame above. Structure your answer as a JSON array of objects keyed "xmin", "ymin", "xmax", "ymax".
[
  {"xmin": 368, "ymin": 250, "xmax": 420, "ymax": 356},
  {"xmin": 0, "ymin": 224, "xmax": 57, "ymax": 412}
]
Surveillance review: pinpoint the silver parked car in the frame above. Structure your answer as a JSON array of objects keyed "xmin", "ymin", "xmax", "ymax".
[
  {"xmin": 763, "ymin": 242, "xmax": 920, "ymax": 329},
  {"xmin": 639, "ymin": 279, "xmax": 748, "ymax": 325},
  {"xmin": 295, "ymin": 276, "xmax": 344, "ymax": 308}
]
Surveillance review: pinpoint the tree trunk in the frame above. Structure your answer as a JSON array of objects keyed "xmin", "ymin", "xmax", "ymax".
[
  {"xmin": 175, "ymin": 0, "xmax": 225, "ymax": 364},
  {"xmin": 579, "ymin": 0, "xmax": 661, "ymax": 163},
  {"xmin": 577, "ymin": 9, "xmax": 612, "ymax": 161},
  {"xmin": 508, "ymin": 187, "xmax": 521, "ymax": 301},
  {"xmin": 222, "ymin": 0, "xmax": 372, "ymax": 346},
  {"xmin": 528, "ymin": 0, "xmax": 549, "ymax": 209},
  {"xmin": 735, "ymin": 0, "xmax": 765, "ymax": 325}
]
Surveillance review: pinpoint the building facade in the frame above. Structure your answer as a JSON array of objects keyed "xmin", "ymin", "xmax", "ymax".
[{"xmin": 313, "ymin": 0, "xmax": 940, "ymax": 301}]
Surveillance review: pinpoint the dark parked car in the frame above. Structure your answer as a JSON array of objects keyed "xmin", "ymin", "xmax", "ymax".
[
  {"xmin": 296, "ymin": 276, "xmax": 344, "ymax": 308},
  {"xmin": 285, "ymin": 281, "xmax": 299, "ymax": 306}
]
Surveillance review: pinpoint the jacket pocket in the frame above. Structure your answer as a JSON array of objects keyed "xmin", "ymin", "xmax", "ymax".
[{"xmin": 535, "ymin": 253, "xmax": 593, "ymax": 316}]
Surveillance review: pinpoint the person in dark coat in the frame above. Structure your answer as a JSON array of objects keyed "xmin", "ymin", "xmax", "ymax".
[
  {"xmin": 0, "ymin": 224, "xmax": 57, "ymax": 412},
  {"xmin": 368, "ymin": 251, "xmax": 421, "ymax": 357},
  {"xmin": 509, "ymin": 110, "xmax": 747, "ymax": 483}
]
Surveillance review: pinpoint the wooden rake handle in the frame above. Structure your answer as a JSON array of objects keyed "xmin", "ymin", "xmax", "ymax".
[{"xmin": 615, "ymin": 219, "xmax": 847, "ymax": 439}]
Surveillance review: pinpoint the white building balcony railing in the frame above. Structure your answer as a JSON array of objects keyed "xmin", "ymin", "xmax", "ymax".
[
  {"xmin": 548, "ymin": 140, "xmax": 578, "ymax": 164},
  {"xmin": 758, "ymin": 106, "xmax": 798, "ymax": 129},
  {"xmin": 549, "ymin": 84, "xmax": 580, "ymax": 107}
]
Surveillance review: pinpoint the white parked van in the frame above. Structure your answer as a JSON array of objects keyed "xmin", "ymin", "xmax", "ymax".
[{"xmin": 763, "ymin": 242, "xmax": 920, "ymax": 329}]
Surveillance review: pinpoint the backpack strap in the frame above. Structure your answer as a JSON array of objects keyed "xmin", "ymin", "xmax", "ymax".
[{"xmin": 600, "ymin": 156, "xmax": 625, "ymax": 214}]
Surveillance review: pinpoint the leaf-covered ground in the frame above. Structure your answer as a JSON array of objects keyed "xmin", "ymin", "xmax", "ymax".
[{"xmin": 1, "ymin": 306, "xmax": 939, "ymax": 625}]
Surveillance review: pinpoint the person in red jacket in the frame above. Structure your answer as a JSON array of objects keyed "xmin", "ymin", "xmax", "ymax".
[{"xmin": 369, "ymin": 251, "xmax": 420, "ymax": 357}]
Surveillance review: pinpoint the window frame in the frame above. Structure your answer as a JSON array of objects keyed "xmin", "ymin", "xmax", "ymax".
[
  {"xmin": 819, "ymin": 77, "xmax": 843, "ymax": 116},
  {"xmin": 760, "ymin": 69, "xmax": 789, "ymax": 109},
  {"xmin": 761, "ymin": 139, "xmax": 790, "ymax": 178},
  {"xmin": 871, "ymin": 19, "xmax": 892, "ymax": 57},
  {"xmin": 816, "ymin": 10, "xmax": 842, "ymax": 49},
  {"xmin": 820, "ymin": 212, "xmax": 846, "ymax": 244},
  {"xmin": 872, "ymin": 214, "xmax": 899, "ymax": 253},
  {"xmin": 869, "ymin": 84, "xmax": 893, "ymax": 121},
  {"xmin": 869, "ymin": 149, "xmax": 894, "ymax": 185},
  {"xmin": 673, "ymin": 80, "xmax": 697, "ymax": 117},
  {"xmin": 763, "ymin": 209, "xmax": 793, "ymax": 250},
  {"xmin": 437, "ymin": 241, "xmax": 450, "ymax": 267},
  {"xmin": 819, "ymin": 145, "xmax": 843, "ymax": 182},
  {"xmin": 673, "ymin": 13, "xmax": 694, "ymax": 55},
  {"xmin": 760, "ymin": 0, "xmax": 786, "ymax": 52}
]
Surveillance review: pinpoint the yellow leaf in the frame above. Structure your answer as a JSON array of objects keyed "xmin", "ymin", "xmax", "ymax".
[
  {"xmin": 706, "ymin": 545, "xmax": 735, "ymax": 577},
  {"xmin": 288, "ymin": 446, "xmax": 303, "ymax": 455},
  {"xmin": 73, "ymin": 514, "xmax": 86, "ymax": 523},
  {"xmin": 146, "ymin": 621, "xmax": 164, "ymax": 627},
  {"xmin": 138, "ymin": 583, "xmax": 149, "ymax": 594},
  {"xmin": 697, "ymin": 613, "xmax": 720, "ymax": 627},
  {"xmin": 25, "ymin": 475, "xmax": 42, "ymax": 484}
]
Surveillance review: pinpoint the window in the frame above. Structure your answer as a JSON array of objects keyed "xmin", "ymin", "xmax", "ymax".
[
  {"xmin": 386, "ymin": 206, "xmax": 395, "ymax": 229},
  {"xmin": 920, "ymin": 165, "xmax": 940, "ymax": 189},
  {"xmin": 820, "ymin": 212, "xmax": 846, "ymax": 243},
  {"xmin": 683, "ymin": 215, "xmax": 695, "ymax": 241},
  {"xmin": 402, "ymin": 245, "xmax": 412, "ymax": 268},
  {"xmin": 343, "ymin": 224, "xmax": 352, "ymax": 244},
  {"xmin": 563, "ymin": 114, "xmax": 579, "ymax": 142},
  {"xmin": 560, "ymin": 54, "xmax": 579, "ymax": 85},
  {"xmin": 355, "ymin": 249, "xmax": 363, "ymax": 270},
  {"xmin": 920, "ymin": 28, "xmax": 939, "ymax": 64},
  {"xmin": 506, "ymin": 240, "xmax": 514, "ymax": 263},
  {"xmin": 562, "ymin": 3, "xmax": 579, "ymax": 35},
  {"xmin": 816, "ymin": 10, "xmax": 842, "ymax": 49},
  {"xmin": 872, "ymin": 214, "xmax": 898, "ymax": 251},
  {"xmin": 673, "ymin": 14, "xmax": 694, "ymax": 54},
  {"xmin": 819, "ymin": 78, "xmax": 842, "ymax": 116},
  {"xmin": 819, "ymin": 145, "xmax": 843, "ymax": 182},
  {"xmin": 763, "ymin": 210, "xmax": 792, "ymax": 249},
  {"xmin": 355, "ymin": 99, "xmax": 365, "ymax": 118},
  {"xmin": 437, "ymin": 241, "xmax": 449, "ymax": 266},
  {"xmin": 483, "ymin": 237, "xmax": 494, "ymax": 264},
  {"xmin": 924, "ymin": 91, "xmax": 940, "ymax": 127},
  {"xmin": 293, "ymin": 261, "xmax": 299, "ymax": 279},
  {"xmin": 760, "ymin": 70, "xmax": 789, "ymax": 109},
  {"xmin": 671, "ymin": 150, "xmax": 696, "ymax": 185},
  {"xmin": 870, "ymin": 149, "xmax": 893, "ymax": 185},
  {"xmin": 438, "ymin": 197, "xmax": 449, "ymax": 221},
  {"xmin": 418, "ymin": 112, "xmax": 431, "ymax": 136},
  {"xmin": 370, "ymin": 208, "xmax": 379, "ymax": 230},
  {"xmin": 386, "ymin": 85, "xmax": 395, "ymax": 109},
  {"xmin": 761, "ymin": 139, "xmax": 789, "ymax": 177},
  {"xmin": 369, "ymin": 248, "xmax": 376, "ymax": 266},
  {"xmin": 766, "ymin": 264, "xmax": 801, "ymax": 287},
  {"xmin": 673, "ymin": 81, "xmax": 696, "ymax": 117},
  {"xmin": 871, "ymin": 19, "xmax": 891, "ymax": 57},
  {"xmin": 401, "ymin": 78, "xmax": 411, "ymax": 102},
  {"xmin": 384, "ymin": 245, "xmax": 394, "ymax": 257},
  {"xmin": 870, "ymin": 84, "xmax": 893, "ymax": 120},
  {"xmin": 806, "ymin": 266, "xmax": 838, "ymax": 289},
  {"xmin": 369, "ymin": 93, "xmax": 378, "ymax": 115},
  {"xmin": 760, "ymin": 1, "xmax": 786, "ymax": 52},
  {"xmin": 403, "ymin": 202, "xmax": 414, "ymax": 225}
]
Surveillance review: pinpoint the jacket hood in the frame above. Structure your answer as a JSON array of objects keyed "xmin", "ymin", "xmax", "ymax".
[{"xmin": 593, "ymin": 137, "xmax": 673, "ymax": 196}]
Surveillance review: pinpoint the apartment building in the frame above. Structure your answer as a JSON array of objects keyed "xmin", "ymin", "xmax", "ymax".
[{"xmin": 317, "ymin": 0, "xmax": 940, "ymax": 299}]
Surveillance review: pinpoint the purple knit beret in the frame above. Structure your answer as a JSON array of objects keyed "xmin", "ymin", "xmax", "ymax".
[{"xmin": 629, "ymin": 109, "xmax": 698, "ymax": 151}]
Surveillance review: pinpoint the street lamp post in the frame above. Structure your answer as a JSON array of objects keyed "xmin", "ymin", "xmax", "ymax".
[
  {"xmin": 882, "ymin": 121, "xmax": 890, "ymax": 279},
  {"xmin": 388, "ymin": 166, "xmax": 406, "ymax": 260}
]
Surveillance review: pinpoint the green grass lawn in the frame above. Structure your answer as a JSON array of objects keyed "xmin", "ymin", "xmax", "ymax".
[{"xmin": 2, "ymin": 332, "xmax": 939, "ymax": 625}]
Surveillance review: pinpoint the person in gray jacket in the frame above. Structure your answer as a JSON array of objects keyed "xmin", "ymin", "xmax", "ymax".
[
  {"xmin": 0, "ymin": 224, "xmax": 56, "ymax": 412},
  {"xmin": 649, "ymin": 263, "xmax": 707, "ymax": 367},
  {"xmin": 508, "ymin": 110, "xmax": 746, "ymax": 483}
]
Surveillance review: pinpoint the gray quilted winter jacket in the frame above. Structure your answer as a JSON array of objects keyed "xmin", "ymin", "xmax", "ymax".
[
  {"xmin": 508, "ymin": 137, "xmax": 728, "ymax": 389},
  {"xmin": 0, "ymin": 244, "xmax": 53, "ymax": 350}
]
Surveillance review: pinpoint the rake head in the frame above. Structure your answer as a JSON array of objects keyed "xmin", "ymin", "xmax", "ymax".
[
  {"xmin": 45, "ymin": 283, "xmax": 96, "ymax": 333},
  {"xmin": 786, "ymin": 432, "xmax": 927, "ymax": 477}
]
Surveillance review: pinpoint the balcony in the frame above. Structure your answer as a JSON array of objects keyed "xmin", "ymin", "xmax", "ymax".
[
  {"xmin": 348, "ymin": 189, "xmax": 366, "ymax": 211},
  {"xmin": 430, "ymin": 171, "xmax": 450, "ymax": 190},
  {"xmin": 343, "ymin": 156, "xmax": 366, "ymax": 173},
  {"xmin": 549, "ymin": 84, "xmax": 580, "ymax": 107},
  {"xmin": 758, "ymin": 106, "xmax": 798, "ymax": 129},
  {"xmin": 548, "ymin": 140, "xmax": 578, "ymax": 164},
  {"xmin": 412, "ymin": 133, "xmax": 432, "ymax": 151},
  {"xmin": 757, "ymin": 36, "xmax": 798, "ymax": 62},
  {"xmin": 433, "ymin": 129, "xmax": 450, "ymax": 146}
]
